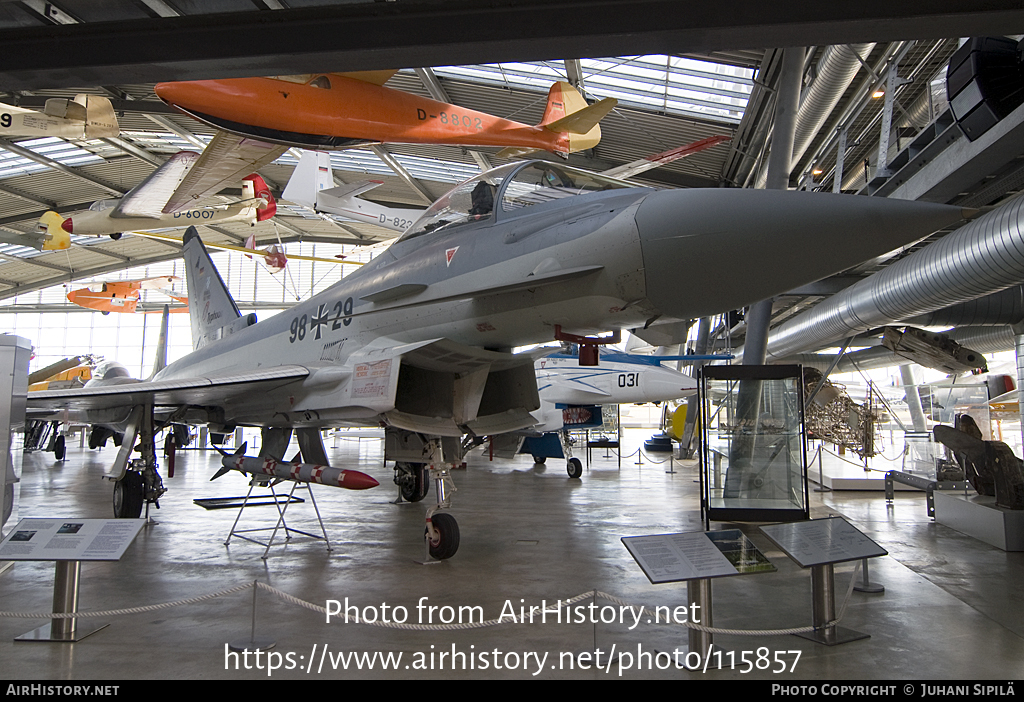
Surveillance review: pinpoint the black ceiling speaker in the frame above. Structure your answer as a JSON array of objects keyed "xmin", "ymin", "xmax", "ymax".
[{"xmin": 947, "ymin": 36, "xmax": 1024, "ymax": 142}]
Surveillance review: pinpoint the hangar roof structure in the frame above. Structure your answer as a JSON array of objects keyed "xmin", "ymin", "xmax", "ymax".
[{"xmin": 1, "ymin": 1, "xmax": 1023, "ymax": 360}]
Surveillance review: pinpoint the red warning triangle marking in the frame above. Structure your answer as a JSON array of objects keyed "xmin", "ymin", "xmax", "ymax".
[{"xmin": 446, "ymin": 247, "xmax": 459, "ymax": 266}]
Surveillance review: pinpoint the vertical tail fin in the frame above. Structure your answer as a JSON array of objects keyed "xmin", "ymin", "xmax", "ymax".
[
  {"xmin": 36, "ymin": 211, "xmax": 70, "ymax": 251},
  {"xmin": 282, "ymin": 150, "xmax": 334, "ymax": 210},
  {"xmin": 243, "ymin": 173, "xmax": 277, "ymax": 222},
  {"xmin": 148, "ymin": 305, "xmax": 170, "ymax": 380},
  {"xmin": 74, "ymin": 94, "xmax": 119, "ymax": 138},
  {"xmin": 182, "ymin": 227, "xmax": 254, "ymax": 350},
  {"xmin": 538, "ymin": 82, "xmax": 616, "ymax": 154}
]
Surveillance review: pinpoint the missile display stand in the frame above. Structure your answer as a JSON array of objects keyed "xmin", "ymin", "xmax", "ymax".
[{"xmin": 225, "ymin": 480, "xmax": 331, "ymax": 559}]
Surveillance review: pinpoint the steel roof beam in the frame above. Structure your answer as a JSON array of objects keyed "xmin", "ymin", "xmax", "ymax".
[
  {"xmin": 371, "ymin": 146, "xmax": 435, "ymax": 205},
  {"xmin": 1, "ymin": 2, "xmax": 1022, "ymax": 90},
  {"xmin": 415, "ymin": 67, "xmax": 491, "ymax": 172},
  {"xmin": 0, "ymin": 251, "xmax": 71, "ymax": 273},
  {"xmin": 0, "ymin": 137, "xmax": 127, "ymax": 197}
]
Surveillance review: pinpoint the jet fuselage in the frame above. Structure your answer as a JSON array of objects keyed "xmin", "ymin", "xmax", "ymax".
[{"xmin": 152, "ymin": 159, "xmax": 966, "ymax": 433}]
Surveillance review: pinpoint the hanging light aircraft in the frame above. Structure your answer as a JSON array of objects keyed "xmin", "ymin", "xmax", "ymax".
[
  {"xmin": 32, "ymin": 151, "xmax": 277, "ymax": 251},
  {"xmin": 282, "ymin": 136, "xmax": 732, "ymax": 232},
  {"xmin": 65, "ymin": 276, "xmax": 189, "ymax": 315},
  {"xmin": 27, "ymin": 159, "xmax": 970, "ymax": 560},
  {"xmin": 154, "ymin": 73, "xmax": 615, "ymax": 158},
  {"xmin": 0, "ymin": 94, "xmax": 118, "ymax": 140}
]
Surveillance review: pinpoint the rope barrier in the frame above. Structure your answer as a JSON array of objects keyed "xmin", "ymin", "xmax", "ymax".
[
  {"xmin": 599, "ymin": 446, "xmax": 679, "ymax": 466},
  {"xmin": 819, "ymin": 446, "xmax": 877, "ymax": 470},
  {"xmin": 0, "ymin": 582, "xmax": 253, "ymax": 619},
  {"xmin": 0, "ymin": 566, "xmax": 864, "ymax": 636}
]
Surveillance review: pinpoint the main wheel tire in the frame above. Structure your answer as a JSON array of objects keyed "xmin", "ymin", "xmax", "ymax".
[
  {"xmin": 532, "ymin": 455, "xmax": 547, "ymax": 464},
  {"xmin": 567, "ymin": 457, "xmax": 583, "ymax": 479},
  {"xmin": 113, "ymin": 471, "xmax": 145, "ymax": 519},
  {"xmin": 396, "ymin": 462, "xmax": 429, "ymax": 502},
  {"xmin": 53, "ymin": 435, "xmax": 66, "ymax": 461},
  {"xmin": 109, "ymin": 232, "xmax": 123, "ymax": 241},
  {"xmin": 426, "ymin": 512, "xmax": 460, "ymax": 560}
]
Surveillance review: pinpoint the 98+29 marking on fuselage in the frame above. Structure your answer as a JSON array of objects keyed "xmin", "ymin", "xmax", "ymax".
[{"xmin": 288, "ymin": 298, "xmax": 353, "ymax": 343}]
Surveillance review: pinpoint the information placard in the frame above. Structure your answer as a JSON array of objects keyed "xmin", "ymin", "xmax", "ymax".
[
  {"xmin": 622, "ymin": 529, "xmax": 775, "ymax": 584},
  {"xmin": 0, "ymin": 518, "xmax": 145, "ymax": 561},
  {"xmin": 759, "ymin": 516, "xmax": 887, "ymax": 567}
]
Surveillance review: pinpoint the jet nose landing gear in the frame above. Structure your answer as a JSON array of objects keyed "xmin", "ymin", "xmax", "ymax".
[{"xmin": 419, "ymin": 462, "xmax": 460, "ymax": 562}]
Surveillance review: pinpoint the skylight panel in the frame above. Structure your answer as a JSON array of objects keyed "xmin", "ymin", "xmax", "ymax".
[
  {"xmin": 430, "ymin": 55, "xmax": 753, "ymax": 126},
  {"xmin": 0, "ymin": 136, "xmax": 106, "ymax": 181}
]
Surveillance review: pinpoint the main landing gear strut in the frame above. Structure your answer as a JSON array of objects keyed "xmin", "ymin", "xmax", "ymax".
[
  {"xmin": 389, "ymin": 431, "xmax": 461, "ymax": 560},
  {"xmin": 110, "ymin": 403, "xmax": 166, "ymax": 519}
]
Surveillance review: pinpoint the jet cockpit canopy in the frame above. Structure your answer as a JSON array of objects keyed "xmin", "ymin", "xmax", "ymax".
[{"xmin": 400, "ymin": 160, "xmax": 636, "ymax": 242}]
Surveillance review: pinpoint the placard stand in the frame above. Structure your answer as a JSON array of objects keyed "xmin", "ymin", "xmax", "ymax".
[
  {"xmin": 686, "ymin": 577, "xmax": 713, "ymax": 658},
  {"xmin": 0, "ymin": 518, "xmax": 145, "ymax": 644},
  {"xmin": 16, "ymin": 561, "xmax": 109, "ymax": 643},
  {"xmin": 622, "ymin": 529, "xmax": 776, "ymax": 667},
  {"xmin": 760, "ymin": 517, "xmax": 887, "ymax": 646},
  {"xmin": 801, "ymin": 562, "xmax": 867, "ymax": 646}
]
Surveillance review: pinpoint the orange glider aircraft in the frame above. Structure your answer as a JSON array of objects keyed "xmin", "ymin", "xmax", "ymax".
[
  {"xmin": 66, "ymin": 276, "xmax": 188, "ymax": 315},
  {"xmin": 155, "ymin": 72, "xmax": 617, "ymax": 157}
]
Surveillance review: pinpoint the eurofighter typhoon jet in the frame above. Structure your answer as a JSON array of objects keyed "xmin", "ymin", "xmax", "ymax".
[{"xmin": 27, "ymin": 159, "xmax": 968, "ymax": 559}]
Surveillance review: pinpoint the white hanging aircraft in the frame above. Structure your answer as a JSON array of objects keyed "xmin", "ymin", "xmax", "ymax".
[{"xmin": 0, "ymin": 94, "xmax": 118, "ymax": 140}]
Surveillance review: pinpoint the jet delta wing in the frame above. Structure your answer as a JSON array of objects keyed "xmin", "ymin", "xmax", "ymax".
[{"xmin": 27, "ymin": 159, "xmax": 970, "ymax": 560}]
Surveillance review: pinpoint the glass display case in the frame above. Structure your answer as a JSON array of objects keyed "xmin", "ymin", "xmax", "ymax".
[{"xmin": 699, "ymin": 365, "xmax": 809, "ymax": 527}]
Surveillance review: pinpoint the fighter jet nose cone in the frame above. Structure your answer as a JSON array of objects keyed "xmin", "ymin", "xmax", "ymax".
[{"xmin": 635, "ymin": 188, "xmax": 966, "ymax": 321}]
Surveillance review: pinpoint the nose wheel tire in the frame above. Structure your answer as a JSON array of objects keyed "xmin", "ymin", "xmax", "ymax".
[
  {"xmin": 53, "ymin": 435, "xmax": 66, "ymax": 461},
  {"xmin": 567, "ymin": 457, "xmax": 583, "ymax": 479},
  {"xmin": 426, "ymin": 512, "xmax": 460, "ymax": 560}
]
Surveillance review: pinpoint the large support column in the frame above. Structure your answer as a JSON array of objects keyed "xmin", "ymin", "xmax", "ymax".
[
  {"xmin": 1013, "ymin": 322, "xmax": 1024, "ymax": 452},
  {"xmin": 743, "ymin": 45, "xmax": 804, "ymax": 353},
  {"xmin": 900, "ymin": 364, "xmax": 928, "ymax": 432},
  {"xmin": 726, "ymin": 47, "xmax": 804, "ymax": 497},
  {"xmin": 680, "ymin": 316, "xmax": 712, "ymax": 458}
]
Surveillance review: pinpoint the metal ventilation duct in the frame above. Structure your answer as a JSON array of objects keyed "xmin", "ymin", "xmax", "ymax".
[
  {"xmin": 755, "ymin": 43, "xmax": 875, "ymax": 188},
  {"xmin": 765, "ymin": 194, "xmax": 1024, "ymax": 359},
  {"xmin": 949, "ymin": 325, "xmax": 1017, "ymax": 353},
  {"xmin": 908, "ymin": 285, "xmax": 1024, "ymax": 327}
]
